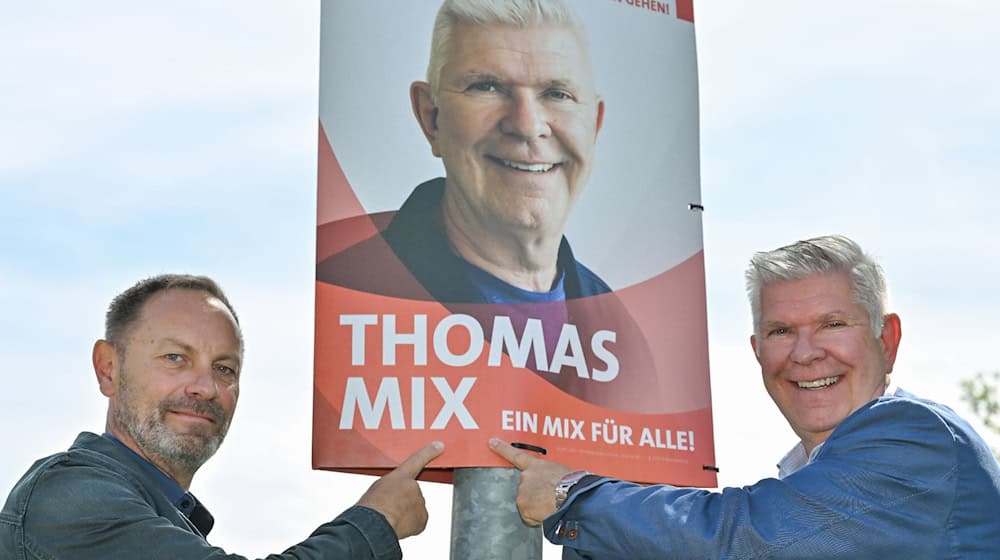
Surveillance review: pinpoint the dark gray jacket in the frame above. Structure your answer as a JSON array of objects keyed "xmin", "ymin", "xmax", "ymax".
[{"xmin": 0, "ymin": 432, "xmax": 401, "ymax": 559}]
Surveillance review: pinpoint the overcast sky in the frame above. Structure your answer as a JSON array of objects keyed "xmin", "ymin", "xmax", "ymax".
[{"xmin": 2, "ymin": 1, "xmax": 998, "ymax": 558}]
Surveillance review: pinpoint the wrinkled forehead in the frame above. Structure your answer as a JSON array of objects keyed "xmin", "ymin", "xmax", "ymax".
[
  {"xmin": 445, "ymin": 21, "xmax": 595, "ymax": 84},
  {"xmin": 759, "ymin": 272, "xmax": 864, "ymax": 316},
  {"xmin": 132, "ymin": 289, "xmax": 244, "ymax": 354}
]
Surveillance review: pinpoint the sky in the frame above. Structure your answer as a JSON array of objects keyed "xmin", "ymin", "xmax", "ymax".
[{"xmin": 2, "ymin": 1, "xmax": 998, "ymax": 558}]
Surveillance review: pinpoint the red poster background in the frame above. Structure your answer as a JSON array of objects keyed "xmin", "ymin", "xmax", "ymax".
[{"xmin": 313, "ymin": 1, "xmax": 714, "ymax": 487}]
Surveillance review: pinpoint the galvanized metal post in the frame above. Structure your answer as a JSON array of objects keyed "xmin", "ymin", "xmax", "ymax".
[{"xmin": 450, "ymin": 467, "xmax": 542, "ymax": 559}]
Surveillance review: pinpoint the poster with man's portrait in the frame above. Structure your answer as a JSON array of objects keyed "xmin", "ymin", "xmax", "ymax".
[{"xmin": 313, "ymin": 0, "xmax": 714, "ymax": 486}]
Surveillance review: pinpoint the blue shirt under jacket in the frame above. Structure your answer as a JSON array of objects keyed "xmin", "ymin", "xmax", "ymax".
[
  {"xmin": 102, "ymin": 432, "xmax": 216, "ymax": 536},
  {"xmin": 545, "ymin": 389, "xmax": 1000, "ymax": 559}
]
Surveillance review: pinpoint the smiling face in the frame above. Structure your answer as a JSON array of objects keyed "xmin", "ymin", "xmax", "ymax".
[
  {"xmin": 412, "ymin": 21, "xmax": 604, "ymax": 240},
  {"xmin": 94, "ymin": 288, "xmax": 242, "ymax": 485},
  {"xmin": 750, "ymin": 271, "xmax": 901, "ymax": 452}
]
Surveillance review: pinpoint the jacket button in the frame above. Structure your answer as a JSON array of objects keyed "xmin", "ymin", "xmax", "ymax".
[{"xmin": 566, "ymin": 528, "xmax": 578, "ymax": 540}]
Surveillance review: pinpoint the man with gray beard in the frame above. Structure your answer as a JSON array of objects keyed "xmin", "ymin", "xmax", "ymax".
[{"xmin": 1, "ymin": 274, "xmax": 443, "ymax": 559}]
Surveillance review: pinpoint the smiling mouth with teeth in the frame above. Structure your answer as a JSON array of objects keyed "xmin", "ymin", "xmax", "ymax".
[
  {"xmin": 797, "ymin": 376, "xmax": 841, "ymax": 389},
  {"xmin": 491, "ymin": 156, "xmax": 558, "ymax": 173}
]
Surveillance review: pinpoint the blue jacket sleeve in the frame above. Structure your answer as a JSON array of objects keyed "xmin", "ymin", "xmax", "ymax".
[{"xmin": 544, "ymin": 398, "xmax": 959, "ymax": 559}]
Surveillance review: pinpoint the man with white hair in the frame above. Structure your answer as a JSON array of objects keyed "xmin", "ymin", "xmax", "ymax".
[
  {"xmin": 492, "ymin": 235, "xmax": 1000, "ymax": 558},
  {"xmin": 318, "ymin": 0, "xmax": 607, "ymax": 305},
  {"xmin": 317, "ymin": 0, "xmax": 658, "ymax": 410}
]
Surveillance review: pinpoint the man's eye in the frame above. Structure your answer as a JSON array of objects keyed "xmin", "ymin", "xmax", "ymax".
[
  {"xmin": 768, "ymin": 327, "xmax": 788, "ymax": 337},
  {"xmin": 467, "ymin": 81, "xmax": 499, "ymax": 93},
  {"xmin": 214, "ymin": 364, "xmax": 238, "ymax": 377},
  {"xmin": 825, "ymin": 321, "xmax": 847, "ymax": 328},
  {"xmin": 545, "ymin": 90, "xmax": 573, "ymax": 101},
  {"xmin": 164, "ymin": 354, "xmax": 184, "ymax": 362}
]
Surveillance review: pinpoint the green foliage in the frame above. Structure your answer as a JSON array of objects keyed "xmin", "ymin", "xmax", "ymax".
[
  {"xmin": 960, "ymin": 371, "xmax": 1000, "ymax": 459},
  {"xmin": 961, "ymin": 371, "xmax": 1000, "ymax": 433}
]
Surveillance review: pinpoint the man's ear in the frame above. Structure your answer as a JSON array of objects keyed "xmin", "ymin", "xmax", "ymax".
[
  {"xmin": 410, "ymin": 81, "xmax": 442, "ymax": 157},
  {"xmin": 93, "ymin": 340, "xmax": 119, "ymax": 397},
  {"xmin": 594, "ymin": 97, "xmax": 605, "ymax": 136},
  {"xmin": 750, "ymin": 334, "xmax": 763, "ymax": 365},
  {"xmin": 879, "ymin": 313, "xmax": 902, "ymax": 373}
]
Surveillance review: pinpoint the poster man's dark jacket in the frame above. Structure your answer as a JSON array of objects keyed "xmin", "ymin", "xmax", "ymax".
[
  {"xmin": 316, "ymin": 178, "xmax": 661, "ymax": 413},
  {"xmin": 317, "ymin": 177, "xmax": 610, "ymax": 304}
]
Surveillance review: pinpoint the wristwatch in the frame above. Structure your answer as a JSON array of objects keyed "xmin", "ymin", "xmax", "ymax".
[{"xmin": 554, "ymin": 470, "xmax": 591, "ymax": 508}]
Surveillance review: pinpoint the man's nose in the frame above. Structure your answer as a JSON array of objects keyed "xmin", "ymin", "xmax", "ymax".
[
  {"xmin": 790, "ymin": 331, "xmax": 826, "ymax": 365},
  {"xmin": 184, "ymin": 363, "xmax": 220, "ymax": 400},
  {"xmin": 500, "ymin": 91, "xmax": 551, "ymax": 139}
]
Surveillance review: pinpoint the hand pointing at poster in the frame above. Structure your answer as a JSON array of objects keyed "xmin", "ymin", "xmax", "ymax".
[
  {"xmin": 356, "ymin": 441, "xmax": 445, "ymax": 539},
  {"xmin": 490, "ymin": 438, "xmax": 574, "ymax": 525}
]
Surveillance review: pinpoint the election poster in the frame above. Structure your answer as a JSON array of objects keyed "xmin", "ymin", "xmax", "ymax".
[{"xmin": 313, "ymin": 0, "xmax": 714, "ymax": 486}]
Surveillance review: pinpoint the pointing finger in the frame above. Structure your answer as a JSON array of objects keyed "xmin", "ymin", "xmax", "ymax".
[
  {"xmin": 489, "ymin": 437, "xmax": 532, "ymax": 470},
  {"xmin": 394, "ymin": 441, "xmax": 445, "ymax": 479}
]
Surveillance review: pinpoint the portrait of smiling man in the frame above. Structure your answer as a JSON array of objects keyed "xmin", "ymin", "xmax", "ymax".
[
  {"xmin": 317, "ymin": 0, "xmax": 609, "ymax": 305},
  {"xmin": 751, "ymin": 260, "xmax": 901, "ymax": 467},
  {"xmin": 313, "ymin": 0, "xmax": 669, "ymax": 417}
]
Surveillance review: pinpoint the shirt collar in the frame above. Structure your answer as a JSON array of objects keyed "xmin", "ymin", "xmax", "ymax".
[
  {"xmin": 776, "ymin": 440, "xmax": 823, "ymax": 479},
  {"xmin": 102, "ymin": 433, "xmax": 215, "ymax": 536},
  {"xmin": 776, "ymin": 384, "xmax": 901, "ymax": 479}
]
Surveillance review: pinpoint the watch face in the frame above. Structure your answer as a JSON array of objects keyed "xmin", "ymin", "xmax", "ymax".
[
  {"xmin": 556, "ymin": 470, "xmax": 591, "ymax": 507},
  {"xmin": 562, "ymin": 470, "xmax": 590, "ymax": 486}
]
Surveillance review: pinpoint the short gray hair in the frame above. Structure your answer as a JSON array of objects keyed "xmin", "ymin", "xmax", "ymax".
[
  {"xmin": 427, "ymin": 0, "xmax": 585, "ymax": 98},
  {"xmin": 106, "ymin": 274, "xmax": 241, "ymax": 352},
  {"xmin": 745, "ymin": 235, "xmax": 889, "ymax": 338}
]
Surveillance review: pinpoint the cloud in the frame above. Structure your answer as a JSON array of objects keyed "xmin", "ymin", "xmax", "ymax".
[{"xmin": 3, "ymin": 2, "xmax": 998, "ymax": 559}]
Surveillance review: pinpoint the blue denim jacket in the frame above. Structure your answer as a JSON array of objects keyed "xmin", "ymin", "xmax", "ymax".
[
  {"xmin": 0, "ymin": 432, "xmax": 401, "ymax": 559},
  {"xmin": 545, "ymin": 390, "xmax": 1000, "ymax": 559}
]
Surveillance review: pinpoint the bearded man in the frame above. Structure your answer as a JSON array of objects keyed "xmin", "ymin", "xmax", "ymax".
[{"xmin": 1, "ymin": 274, "xmax": 443, "ymax": 559}]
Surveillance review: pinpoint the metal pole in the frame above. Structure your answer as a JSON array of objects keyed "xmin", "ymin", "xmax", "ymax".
[{"xmin": 450, "ymin": 467, "xmax": 542, "ymax": 560}]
